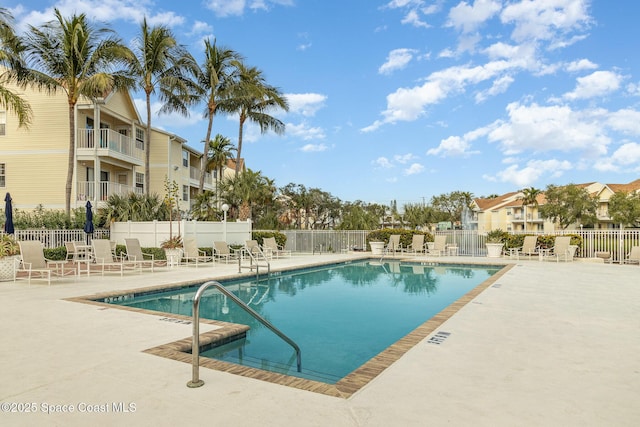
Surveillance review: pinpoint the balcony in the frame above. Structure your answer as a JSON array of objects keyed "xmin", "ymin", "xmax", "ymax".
[
  {"xmin": 76, "ymin": 129, "xmax": 144, "ymax": 166},
  {"xmin": 189, "ymin": 166, "xmax": 213, "ymax": 187},
  {"xmin": 76, "ymin": 181, "xmax": 143, "ymax": 202}
]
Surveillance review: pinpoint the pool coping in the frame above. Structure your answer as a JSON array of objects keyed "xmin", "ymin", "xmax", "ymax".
[{"xmin": 66, "ymin": 259, "xmax": 514, "ymax": 399}]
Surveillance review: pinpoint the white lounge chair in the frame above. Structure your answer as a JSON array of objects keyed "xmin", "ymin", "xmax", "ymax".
[
  {"xmin": 124, "ymin": 238, "xmax": 156, "ymax": 271},
  {"xmin": 384, "ymin": 234, "xmax": 402, "ymax": 255},
  {"xmin": 262, "ymin": 237, "xmax": 291, "ymax": 258},
  {"xmin": 90, "ymin": 239, "xmax": 136, "ymax": 276},
  {"xmin": 427, "ymin": 235, "xmax": 447, "ymax": 256},
  {"xmin": 406, "ymin": 234, "xmax": 426, "ymax": 254},
  {"xmin": 182, "ymin": 238, "xmax": 213, "ymax": 267},
  {"xmin": 213, "ymin": 241, "xmax": 237, "ymax": 263},
  {"xmin": 17, "ymin": 241, "xmax": 76, "ymax": 285},
  {"xmin": 623, "ymin": 246, "xmax": 640, "ymax": 265},
  {"xmin": 509, "ymin": 235, "xmax": 539, "ymax": 260},
  {"xmin": 246, "ymin": 240, "xmax": 269, "ymax": 260},
  {"xmin": 541, "ymin": 236, "xmax": 576, "ymax": 262}
]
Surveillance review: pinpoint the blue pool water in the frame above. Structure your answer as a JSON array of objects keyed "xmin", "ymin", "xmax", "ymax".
[{"xmin": 103, "ymin": 260, "xmax": 501, "ymax": 384}]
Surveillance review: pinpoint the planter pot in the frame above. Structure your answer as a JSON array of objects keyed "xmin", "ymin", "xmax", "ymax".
[
  {"xmin": 164, "ymin": 248, "xmax": 183, "ymax": 267},
  {"xmin": 370, "ymin": 242, "xmax": 385, "ymax": 255},
  {"xmin": 0, "ymin": 255, "xmax": 20, "ymax": 281},
  {"xmin": 485, "ymin": 243, "xmax": 504, "ymax": 258}
]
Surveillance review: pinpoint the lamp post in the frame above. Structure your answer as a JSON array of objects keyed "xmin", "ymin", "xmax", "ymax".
[{"xmin": 222, "ymin": 203, "xmax": 229, "ymax": 243}]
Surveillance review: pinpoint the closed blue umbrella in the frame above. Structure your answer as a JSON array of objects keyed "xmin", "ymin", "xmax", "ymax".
[
  {"xmin": 4, "ymin": 192, "xmax": 14, "ymax": 235},
  {"xmin": 83, "ymin": 201, "xmax": 94, "ymax": 244}
]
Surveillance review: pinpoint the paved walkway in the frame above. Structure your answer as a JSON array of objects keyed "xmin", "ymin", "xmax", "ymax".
[{"xmin": 0, "ymin": 254, "xmax": 638, "ymax": 426}]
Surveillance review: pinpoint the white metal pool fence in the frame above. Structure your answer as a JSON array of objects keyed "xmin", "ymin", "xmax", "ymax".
[{"xmin": 2, "ymin": 228, "xmax": 639, "ymax": 263}]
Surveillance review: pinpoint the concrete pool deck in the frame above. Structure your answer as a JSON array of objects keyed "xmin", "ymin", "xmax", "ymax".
[{"xmin": 0, "ymin": 253, "xmax": 638, "ymax": 426}]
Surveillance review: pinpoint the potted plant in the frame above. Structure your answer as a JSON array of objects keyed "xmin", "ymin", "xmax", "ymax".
[
  {"xmin": 485, "ymin": 229, "xmax": 507, "ymax": 258},
  {"xmin": 0, "ymin": 234, "xmax": 20, "ymax": 281},
  {"xmin": 161, "ymin": 235, "xmax": 183, "ymax": 266}
]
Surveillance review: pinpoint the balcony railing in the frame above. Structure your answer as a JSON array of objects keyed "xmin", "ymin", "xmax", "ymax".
[
  {"xmin": 189, "ymin": 166, "xmax": 213, "ymax": 185},
  {"xmin": 76, "ymin": 181, "xmax": 143, "ymax": 201},
  {"xmin": 77, "ymin": 129, "xmax": 144, "ymax": 162}
]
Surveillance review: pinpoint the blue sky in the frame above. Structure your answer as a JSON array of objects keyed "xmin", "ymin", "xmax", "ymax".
[{"xmin": 6, "ymin": 0, "xmax": 640, "ymax": 205}]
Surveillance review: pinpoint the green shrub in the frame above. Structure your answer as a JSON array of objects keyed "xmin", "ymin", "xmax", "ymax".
[
  {"xmin": 252, "ymin": 231, "xmax": 287, "ymax": 247},
  {"xmin": 366, "ymin": 228, "xmax": 433, "ymax": 250}
]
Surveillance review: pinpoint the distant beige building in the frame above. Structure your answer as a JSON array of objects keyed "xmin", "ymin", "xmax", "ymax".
[
  {"xmin": 472, "ymin": 179, "xmax": 640, "ymax": 233},
  {"xmin": 0, "ymin": 78, "xmax": 233, "ymax": 214}
]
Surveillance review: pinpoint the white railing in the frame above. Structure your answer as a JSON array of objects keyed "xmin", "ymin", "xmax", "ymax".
[
  {"xmin": 189, "ymin": 166, "xmax": 213, "ymax": 185},
  {"xmin": 76, "ymin": 129, "xmax": 144, "ymax": 161},
  {"xmin": 2, "ymin": 229, "xmax": 110, "ymax": 249},
  {"xmin": 76, "ymin": 181, "xmax": 143, "ymax": 201}
]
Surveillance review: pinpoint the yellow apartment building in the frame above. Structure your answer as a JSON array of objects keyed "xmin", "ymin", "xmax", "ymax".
[
  {"xmin": 0, "ymin": 79, "xmax": 224, "ymax": 214},
  {"xmin": 472, "ymin": 180, "xmax": 640, "ymax": 233}
]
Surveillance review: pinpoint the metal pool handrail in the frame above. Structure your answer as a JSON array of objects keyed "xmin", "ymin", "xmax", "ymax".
[{"xmin": 187, "ymin": 280, "xmax": 302, "ymax": 388}]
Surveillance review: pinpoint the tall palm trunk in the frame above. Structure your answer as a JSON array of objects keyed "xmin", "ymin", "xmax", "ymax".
[
  {"xmin": 199, "ymin": 115, "xmax": 214, "ymax": 193},
  {"xmin": 235, "ymin": 113, "xmax": 245, "ymax": 177},
  {"xmin": 145, "ymin": 91, "xmax": 152, "ymax": 194},
  {"xmin": 65, "ymin": 102, "xmax": 75, "ymax": 216}
]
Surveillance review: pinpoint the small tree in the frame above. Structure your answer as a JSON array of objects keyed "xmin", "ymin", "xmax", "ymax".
[
  {"xmin": 163, "ymin": 177, "xmax": 181, "ymax": 246},
  {"xmin": 539, "ymin": 184, "xmax": 597, "ymax": 229},
  {"xmin": 608, "ymin": 191, "xmax": 640, "ymax": 228}
]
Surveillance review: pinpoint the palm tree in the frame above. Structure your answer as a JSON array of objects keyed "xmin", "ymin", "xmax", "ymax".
[
  {"xmin": 194, "ymin": 38, "xmax": 241, "ymax": 193},
  {"xmin": 129, "ymin": 18, "xmax": 198, "ymax": 194},
  {"xmin": 219, "ymin": 168, "xmax": 274, "ymax": 221},
  {"xmin": 0, "ymin": 8, "xmax": 31, "ymax": 127},
  {"xmin": 224, "ymin": 61, "xmax": 289, "ymax": 177},
  {"xmin": 520, "ymin": 187, "xmax": 542, "ymax": 232},
  {"xmin": 204, "ymin": 134, "xmax": 236, "ymax": 200},
  {"xmin": 21, "ymin": 8, "xmax": 133, "ymax": 216}
]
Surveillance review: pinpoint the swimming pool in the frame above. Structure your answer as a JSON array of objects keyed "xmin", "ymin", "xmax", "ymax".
[{"xmin": 101, "ymin": 260, "xmax": 503, "ymax": 386}]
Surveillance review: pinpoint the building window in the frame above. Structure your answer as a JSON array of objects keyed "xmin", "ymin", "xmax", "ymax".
[
  {"xmin": 0, "ymin": 111, "xmax": 6, "ymax": 136},
  {"xmin": 135, "ymin": 128, "xmax": 144, "ymax": 150},
  {"xmin": 135, "ymin": 172, "xmax": 144, "ymax": 192},
  {"xmin": 182, "ymin": 185, "xmax": 189, "ymax": 201},
  {"xmin": 0, "ymin": 163, "xmax": 5, "ymax": 187},
  {"xmin": 182, "ymin": 150, "xmax": 188, "ymax": 167}
]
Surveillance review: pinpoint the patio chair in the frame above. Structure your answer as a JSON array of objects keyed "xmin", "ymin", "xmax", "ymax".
[
  {"xmin": 246, "ymin": 240, "xmax": 270, "ymax": 260},
  {"xmin": 508, "ymin": 235, "xmax": 539, "ymax": 260},
  {"xmin": 427, "ymin": 235, "xmax": 447, "ymax": 256},
  {"xmin": 384, "ymin": 234, "xmax": 402, "ymax": 255},
  {"xmin": 406, "ymin": 234, "xmax": 426, "ymax": 254},
  {"xmin": 182, "ymin": 238, "xmax": 213, "ymax": 267},
  {"xmin": 262, "ymin": 237, "xmax": 291, "ymax": 258},
  {"xmin": 213, "ymin": 241, "xmax": 237, "ymax": 263},
  {"xmin": 65, "ymin": 241, "xmax": 79, "ymax": 261},
  {"xmin": 17, "ymin": 241, "xmax": 76, "ymax": 285},
  {"xmin": 124, "ymin": 238, "xmax": 156, "ymax": 272},
  {"xmin": 623, "ymin": 246, "xmax": 640, "ymax": 265},
  {"xmin": 90, "ymin": 239, "xmax": 136, "ymax": 276},
  {"xmin": 541, "ymin": 236, "xmax": 576, "ymax": 262}
]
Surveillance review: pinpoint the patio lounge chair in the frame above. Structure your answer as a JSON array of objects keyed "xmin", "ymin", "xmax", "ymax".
[
  {"xmin": 262, "ymin": 237, "xmax": 291, "ymax": 258},
  {"xmin": 17, "ymin": 241, "xmax": 76, "ymax": 285},
  {"xmin": 90, "ymin": 239, "xmax": 136, "ymax": 276},
  {"xmin": 509, "ymin": 235, "xmax": 539, "ymax": 260},
  {"xmin": 406, "ymin": 234, "xmax": 426, "ymax": 254},
  {"xmin": 65, "ymin": 241, "xmax": 79, "ymax": 261},
  {"xmin": 124, "ymin": 238, "xmax": 156, "ymax": 272},
  {"xmin": 427, "ymin": 235, "xmax": 447, "ymax": 256},
  {"xmin": 623, "ymin": 246, "xmax": 640, "ymax": 265},
  {"xmin": 384, "ymin": 234, "xmax": 402, "ymax": 255},
  {"xmin": 213, "ymin": 241, "xmax": 237, "ymax": 263},
  {"xmin": 541, "ymin": 236, "xmax": 577, "ymax": 262},
  {"xmin": 246, "ymin": 240, "xmax": 269, "ymax": 260},
  {"xmin": 182, "ymin": 238, "xmax": 213, "ymax": 267}
]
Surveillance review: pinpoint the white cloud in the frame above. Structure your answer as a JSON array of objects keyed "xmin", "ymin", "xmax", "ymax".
[
  {"xmin": 394, "ymin": 153, "xmax": 418, "ymax": 164},
  {"xmin": 205, "ymin": 0, "xmax": 292, "ymax": 17},
  {"xmin": 475, "ymin": 74, "xmax": 514, "ymax": 103},
  {"xmin": 379, "ymin": 48, "xmax": 418, "ymax": 75},
  {"xmin": 427, "ymin": 135, "xmax": 480, "ymax": 157},
  {"xmin": 565, "ymin": 58, "xmax": 598, "ymax": 72},
  {"xmin": 489, "ymin": 159, "xmax": 573, "ymax": 187},
  {"xmin": 285, "ymin": 93, "xmax": 327, "ymax": 117},
  {"xmin": 447, "ymin": 0, "xmax": 501, "ymax": 34},
  {"xmin": 563, "ymin": 70, "xmax": 623, "ymax": 100},
  {"xmin": 595, "ymin": 142, "xmax": 640, "ymax": 172},
  {"xmin": 488, "ymin": 102, "xmax": 610, "ymax": 156},
  {"xmin": 300, "ymin": 143, "xmax": 328, "ymax": 152},
  {"xmin": 500, "ymin": 0, "xmax": 592, "ymax": 43},
  {"xmin": 404, "ymin": 163, "xmax": 425, "ymax": 175},
  {"xmin": 373, "ymin": 157, "xmax": 394, "ymax": 168},
  {"xmin": 401, "ymin": 9, "xmax": 430, "ymax": 28},
  {"xmin": 285, "ymin": 122, "xmax": 326, "ymax": 140}
]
